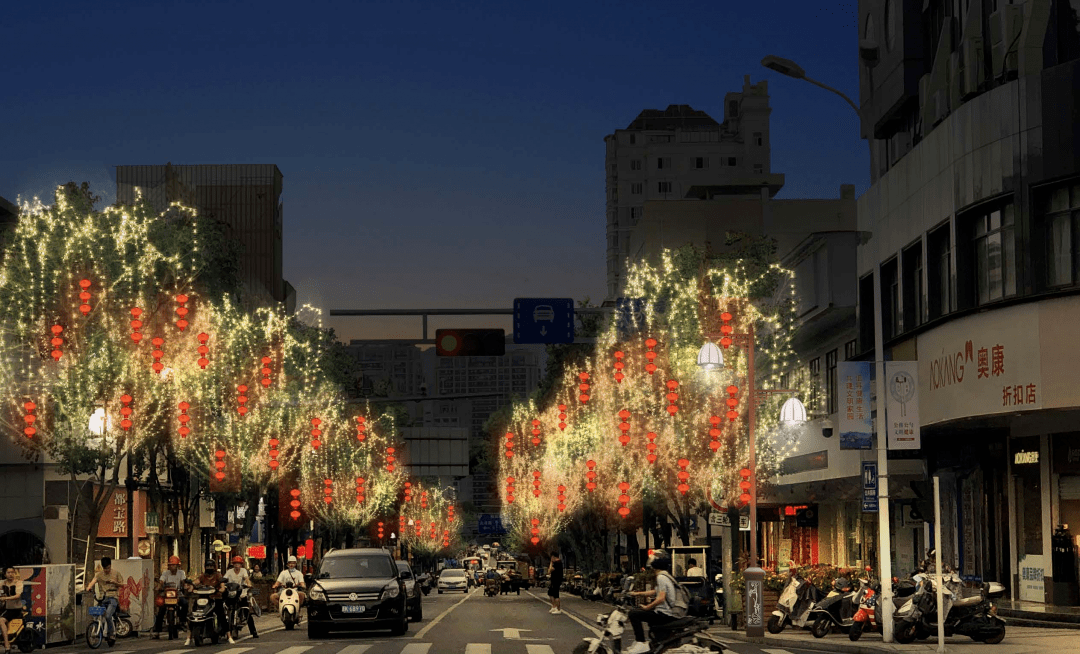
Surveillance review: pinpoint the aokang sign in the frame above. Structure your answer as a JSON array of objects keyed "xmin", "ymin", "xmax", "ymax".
[{"xmin": 917, "ymin": 302, "xmax": 1042, "ymax": 425}]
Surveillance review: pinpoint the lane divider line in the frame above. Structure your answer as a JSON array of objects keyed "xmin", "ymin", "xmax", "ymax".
[{"xmin": 413, "ymin": 587, "xmax": 475, "ymax": 639}]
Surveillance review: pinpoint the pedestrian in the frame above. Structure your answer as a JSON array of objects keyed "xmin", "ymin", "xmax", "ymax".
[
  {"xmin": 251, "ymin": 564, "xmax": 263, "ymax": 581},
  {"xmin": 547, "ymin": 551, "xmax": 563, "ymax": 615}
]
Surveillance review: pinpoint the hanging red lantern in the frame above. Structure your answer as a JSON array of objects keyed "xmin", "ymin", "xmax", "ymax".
[
  {"xmin": 720, "ymin": 312, "xmax": 734, "ymax": 349},
  {"xmin": 557, "ymin": 485, "xmax": 567, "ymax": 512},
  {"xmin": 613, "ymin": 350, "xmax": 625, "ymax": 383},
  {"xmin": 237, "ymin": 385, "xmax": 248, "ymax": 416},
  {"xmin": 49, "ymin": 324, "xmax": 63, "ymax": 361},
  {"xmin": 666, "ymin": 379, "xmax": 679, "ymax": 415},
  {"xmin": 78, "ymin": 279, "xmax": 92, "ymax": 316},
  {"xmin": 214, "ymin": 449, "xmax": 227, "ymax": 482},
  {"xmin": 646, "ymin": 431, "xmax": 658, "ymax": 464},
  {"xmin": 531, "ymin": 419, "xmax": 541, "ymax": 446},
  {"xmin": 151, "ymin": 336, "xmax": 165, "ymax": 373},
  {"xmin": 386, "ymin": 447, "xmax": 396, "ymax": 473},
  {"xmin": 268, "ymin": 437, "xmax": 280, "ymax": 470},
  {"xmin": 532, "ymin": 470, "xmax": 541, "ymax": 498},
  {"xmin": 447, "ymin": 506, "xmax": 455, "ymax": 523},
  {"xmin": 677, "ymin": 458, "xmax": 690, "ymax": 495},
  {"xmin": 130, "ymin": 308, "xmax": 143, "ymax": 344},
  {"xmin": 310, "ymin": 417, "xmax": 322, "ymax": 450},
  {"xmin": 197, "ymin": 332, "xmax": 210, "ymax": 369},
  {"xmin": 585, "ymin": 459, "xmax": 597, "ymax": 492},
  {"xmin": 504, "ymin": 432, "xmax": 514, "ymax": 458},
  {"xmin": 175, "ymin": 294, "xmax": 190, "ymax": 331},
  {"xmin": 420, "ymin": 490, "xmax": 428, "ymax": 509},
  {"xmin": 505, "ymin": 477, "xmax": 515, "ymax": 504},
  {"xmin": 260, "ymin": 356, "xmax": 272, "ymax": 388},
  {"xmin": 323, "ymin": 478, "xmax": 333, "ymax": 504},
  {"xmin": 355, "ymin": 477, "xmax": 365, "ymax": 503},
  {"xmin": 738, "ymin": 468, "xmax": 752, "ymax": 505},
  {"xmin": 531, "ymin": 518, "xmax": 540, "ymax": 545},
  {"xmin": 120, "ymin": 394, "xmax": 133, "ymax": 431},
  {"xmin": 377, "ymin": 521, "xmax": 385, "ymax": 539},
  {"xmin": 618, "ymin": 409, "xmax": 631, "ymax": 446},
  {"xmin": 289, "ymin": 489, "xmax": 302, "ymax": 520},
  {"xmin": 178, "ymin": 401, "xmax": 191, "ymax": 438},
  {"xmin": 644, "ymin": 337, "xmax": 658, "ymax": 375},
  {"xmin": 578, "ymin": 372, "xmax": 590, "ymax": 404},
  {"xmin": 726, "ymin": 385, "xmax": 740, "ymax": 422},
  {"xmin": 22, "ymin": 401, "xmax": 37, "ymax": 438},
  {"xmin": 356, "ymin": 415, "xmax": 367, "ymax": 442},
  {"xmin": 709, "ymin": 415, "xmax": 721, "ymax": 452},
  {"xmin": 404, "ymin": 482, "xmax": 413, "ymax": 503},
  {"xmin": 557, "ymin": 404, "xmax": 567, "ymax": 431},
  {"xmin": 618, "ymin": 481, "xmax": 631, "ymax": 518}
]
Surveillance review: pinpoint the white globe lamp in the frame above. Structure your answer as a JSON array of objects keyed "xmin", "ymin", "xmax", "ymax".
[
  {"xmin": 697, "ymin": 341, "xmax": 724, "ymax": 371},
  {"xmin": 779, "ymin": 397, "xmax": 808, "ymax": 423}
]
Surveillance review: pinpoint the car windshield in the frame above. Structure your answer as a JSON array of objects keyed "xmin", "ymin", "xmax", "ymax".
[
  {"xmin": 441, "ymin": 570, "xmax": 465, "ymax": 578},
  {"xmin": 318, "ymin": 556, "xmax": 394, "ymax": 579},
  {"xmin": 396, "ymin": 563, "xmax": 411, "ymax": 575}
]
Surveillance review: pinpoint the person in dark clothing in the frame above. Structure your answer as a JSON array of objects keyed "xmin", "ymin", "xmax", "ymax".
[{"xmin": 547, "ymin": 552, "xmax": 563, "ymax": 614}]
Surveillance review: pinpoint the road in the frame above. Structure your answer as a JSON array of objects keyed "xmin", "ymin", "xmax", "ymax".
[{"xmin": 45, "ymin": 588, "xmax": 824, "ymax": 654}]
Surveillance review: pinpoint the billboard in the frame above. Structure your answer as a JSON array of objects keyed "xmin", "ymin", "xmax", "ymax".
[{"xmin": 838, "ymin": 361, "xmax": 872, "ymax": 449}]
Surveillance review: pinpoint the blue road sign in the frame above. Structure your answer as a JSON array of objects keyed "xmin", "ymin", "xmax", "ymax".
[
  {"xmin": 862, "ymin": 461, "xmax": 879, "ymax": 513},
  {"xmin": 478, "ymin": 514, "xmax": 507, "ymax": 535},
  {"xmin": 513, "ymin": 298, "xmax": 574, "ymax": 344}
]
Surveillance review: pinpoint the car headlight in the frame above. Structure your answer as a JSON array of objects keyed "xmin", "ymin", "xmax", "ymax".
[
  {"xmin": 308, "ymin": 586, "xmax": 325, "ymax": 601},
  {"xmin": 383, "ymin": 583, "xmax": 400, "ymax": 599}
]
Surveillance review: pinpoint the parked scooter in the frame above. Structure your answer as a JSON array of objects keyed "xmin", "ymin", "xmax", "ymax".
[
  {"xmin": 1, "ymin": 601, "xmax": 37, "ymax": 653},
  {"xmin": 279, "ymin": 581, "xmax": 303, "ymax": 630},
  {"xmin": 893, "ymin": 571, "xmax": 1006, "ymax": 644},
  {"xmin": 187, "ymin": 585, "xmax": 224, "ymax": 646},
  {"xmin": 808, "ymin": 576, "xmax": 857, "ymax": 638},
  {"xmin": 768, "ymin": 569, "xmax": 822, "ymax": 633},
  {"xmin": 849, "ymin": 576, "xmax": 918, "ymax": 641}
]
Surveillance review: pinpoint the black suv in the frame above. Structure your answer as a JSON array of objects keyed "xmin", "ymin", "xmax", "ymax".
[{"xmin": 306, "ymin": 548, "xmax": 409, "ymax": 638}]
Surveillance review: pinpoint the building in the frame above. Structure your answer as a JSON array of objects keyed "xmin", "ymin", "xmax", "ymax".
[
  {"xmin": 115, "ymin": 164, "xmax": 294, "ymax": 310},
  {"xmin": 603, "ymin": 76, "xmax": 781, "ymax": 300},
  {"xmin": 854, "ymin": 0, "xmax": 1080, "ymax": 605}
]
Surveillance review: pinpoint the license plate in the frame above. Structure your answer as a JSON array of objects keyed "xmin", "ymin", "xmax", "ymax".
[{"xmin": 341, "ymin": 605, "xmax": 366, "ymax": 614}]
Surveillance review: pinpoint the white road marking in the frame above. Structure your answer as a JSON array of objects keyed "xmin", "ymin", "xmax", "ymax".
[
  {"xmin": 761, "ymin": 649, "xmax": 795, "ymax": 654},
  {"xmin": 212, "ymin": 648, "xmax": 254, "ymax": 654},
  {"xmin": 524, "ymin": 590, "xmax": 602, "ymax": 637},
  {"xmin": 399, "ymin": 644, "xmax": 432, "ymax": 654},
  {"xmin": 275, "ymin": 647, "xmax": 314, "ymax": 654},
  {"xmin": 464, "ymin": 645, "xmax": 491, "ymax": 654},
  {"xmin": 334, "ymin": 646, "xmax": 374, "ymax": 654},
  {"xmin": 413, "ymin": 587, "xmax": 474, "ymax": 639},
  {"xmin": 157, "ymin": 650, "xmax": 193, "ymax": 654},
  {"xmin": 525, "ymin": 646, "xmax": 556, "ymax": 654}
]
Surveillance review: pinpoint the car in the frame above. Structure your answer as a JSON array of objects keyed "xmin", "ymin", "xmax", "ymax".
[
  {"xmin": 533, "ymin": 305, "xmax": 555, "ymax": 322},
  {"xmin": 437, "ymin": 568, "xmax": 469, "ymax": 593},
  {"xmin": 305, "ymin": 548, "xmax": 409, "ymax": 639},
  {"xmin": 396, "ymin": 561, "xmax": 423, "ymax": 622}
]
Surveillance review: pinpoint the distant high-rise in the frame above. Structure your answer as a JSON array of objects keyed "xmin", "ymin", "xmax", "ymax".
[
  {"xmin": 115, "ymin": 164, "xmax": 292, "ymax": 309},
  {"xmin": 603, "ymin": 76, "xmax": 778, "ymax": 299}
]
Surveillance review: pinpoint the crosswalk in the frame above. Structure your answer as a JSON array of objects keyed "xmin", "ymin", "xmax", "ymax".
[{"xmin": 140, "ymin": 644, "xmax": 559, "ymax": 654}]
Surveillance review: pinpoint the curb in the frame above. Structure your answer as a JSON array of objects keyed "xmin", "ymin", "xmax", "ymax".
[{"xmin": 712, "ymin": 629, "xmax": 894, "ymax": 654}]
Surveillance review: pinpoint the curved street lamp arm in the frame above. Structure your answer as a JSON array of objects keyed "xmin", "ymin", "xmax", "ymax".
[{"xmin": 801, "ymin": 75, "xmax": 861, "ymax": 118}]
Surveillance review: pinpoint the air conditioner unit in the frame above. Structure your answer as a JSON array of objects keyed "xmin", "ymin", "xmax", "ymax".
[{"xmin": 989, "ymin": 4, "xmax": 1024, "ymax": 78}]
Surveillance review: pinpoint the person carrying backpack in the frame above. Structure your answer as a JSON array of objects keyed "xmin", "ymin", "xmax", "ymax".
[{"xmin": 625, "ymin": 553, "xmax": 689, "ymax": 654}]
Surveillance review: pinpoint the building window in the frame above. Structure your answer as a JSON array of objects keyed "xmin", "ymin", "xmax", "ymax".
[
  {"xmin": 927, "ymin": 225, "xmax": 952, "ymax": 319},
  {"xmin": 631, "ymin": 183, "xmax": 642, "ymax": 195},
  {"xmin": 1041, "ymin": 183, "xmax": 1080, "ymax": 287},
  {"xmin": 881, "ymin": 258, "xmax": 899, "ymax": 339},
  {"xmin": 825, "ymin": 349, "xmax": 838, "ymax": 414},
  {"xmin": 630, "ymin": 207, "xmax": 643, "ymax": 225},
  {"xmin": 753, "ymin": 132, "xmax": 763, "ymax": 146},
  {"xmin": 630, "ymin": 159, "xmax": 642, "ymax": 171},
  {"xmin": 694, "ymin": 157, "xmax": 709, "ymax": 169},
  {"xmin": 753, "ymin": 164, "xmax": 763, "ymax": 174},
  {"xmin": 844, "ymin": 339, "xmax": 857, "ymax": 360},
  {"xmin": 902, "ymin": 242, "xmax": 924, "ymax": 330},
  {"xmin": 970, "ymin": 204, "xmax": 1016, "ymax": 304},
  {"xmin": 629, "ymin": 134, "xmax": 636, "ymax": 145},
  {"xmin": 657, "ymin": 157, "xmax": 671, "ymax": 170},
  {"xmin": 658, "ymin": 182, "xmax": 672, "ymax": 194},
  {"xmin": 727, "ymin": 157, "xmax": 737, "ymax": 167}
]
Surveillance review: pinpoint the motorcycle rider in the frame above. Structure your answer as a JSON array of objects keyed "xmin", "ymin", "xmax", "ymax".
[
  {"xmin": 84, "ymin": 557, "xmax": 124, "ymax": 648},
  {"xmin": 151, "ymin": 556, "xmax": 188, "ymax": 640},
  {"xmin": 223, "ymin": 556, "xmax": 258, "ymax": 640},
  {"xmin": 270, "ymin": 556, "xmax": 306, "ymax": 611},
  {"xmin": 184, "ymin": 559, "xmax": 226, "ymax": 647},
  {"xmin": 625, "ymin": 554, "xmax": 679, "ymax": 654}
]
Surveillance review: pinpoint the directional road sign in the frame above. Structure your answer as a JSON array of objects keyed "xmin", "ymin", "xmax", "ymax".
[
  {"xmin": 513, "ymin": 298, "xmax": 574, "ymax": 344},
  {"xmin": 862, "ymin": 461, "xmax": 879, "ymax": 513}
]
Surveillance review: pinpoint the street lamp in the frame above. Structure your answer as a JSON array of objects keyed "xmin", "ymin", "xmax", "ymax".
[
  {"xmin": 696, "ymin": 341, "xmax": 724, "ymax": 371},
  {"xmin": 761, "ymin": 53, "xmax": 895, "ymax": 643},
  {"xmin": 88, "ymin": 407, "xmax": 111, "ymax": 438}
]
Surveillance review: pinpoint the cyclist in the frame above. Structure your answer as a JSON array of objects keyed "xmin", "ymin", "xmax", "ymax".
[{"xmin": 84, "ymin": 557, "xmax": 124, "ymax": 647}]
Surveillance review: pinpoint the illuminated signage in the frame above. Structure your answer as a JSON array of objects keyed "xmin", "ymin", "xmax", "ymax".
[{"xmin": 1014, "ymin": 451, "xmax": 1039, "ymax": 465}]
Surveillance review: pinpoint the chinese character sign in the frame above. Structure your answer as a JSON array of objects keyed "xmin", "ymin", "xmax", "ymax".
[
  {"xmin": 886, "ymin": 361, "xmax": 921, "ymax": 450},
  {"xmin": 838, "ymin": 361, "xmax": 873, "ymax": 450}
]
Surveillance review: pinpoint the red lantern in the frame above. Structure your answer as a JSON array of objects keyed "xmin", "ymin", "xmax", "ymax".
[
  {"xmin": 726, "ymin": 385, "xmax": 740, "ymax": 422},
  {"xmin": 618, "ymin": 481, "xmax": 631, "ymax": 518},
  {"xmin": 420, "ymin": 490, "xmax": 428, "ymax": 509},
  {"xmin": 377, "ymin": 521, "xmax": 384, "ymax": 540},
  {"xmin": 386, "ymin": 446, "xmax": 396, "ymax": 473},
  {"xmin": 578, "ymin": 372, "xmax": 590, "ymax": 404},
  {"xmin": 197, "ymin": 332, "xmax": 210, "ymax": 369},
  {"xmin": 709, "ymin": 415, "xmax": 721, "ymax": 452},
  {"xmin": 532, "ymin": 470, "xmax": 541, "ymax": 498},
  {"xmin": 130, "ymin": 308, "xmax": 143, "ymax": 344},
  {"xmin": 310, "ymin": 417, "xmax": 322, "ymax": 451},
  {"xmin": 665, "ymin": 379, "xmax": 679, "ymax": 415},
  {"xmin": 120, "ymin": 394, "xmax": 133, "ymax": 431},
  {"xmin": 214, "ymin": 449, "xmax": 227, "ymax": 482},
  {"xmin": 585, "ymin": 459, "xmax": 597, "ymax": 492},
  {"xmin": 323, "ymin": 478, "xmax": 333, "ymax": 504},
  {"xmin": 404, "ymin": 482, "xmax": 413, "ymax": 503},
  {"xmin": 531, "ymin": 518, "xmax": 540, "ymax": 545},
  {"xmin": 151, "ymin": 336, "xmax": 165, "ymax": 373},
  {"xmin": 237, "ymin": 384, "xmax": 248, "ymax": 416},
  {"xmin": 260, "ymin": 355, "xmax": 272, "ymax": 388},
  {"xmin": 178, "ymin": 401, "xmax": 191, "ymax": 438},
  {"xmin": 646, "ymin": 431, "xmax": 658, "ymax": 464},
  {"xmin": 78, "ymin": 279, "xmax": 92, "ymax": 316},
  {"xmin": 644, "ymin": 337, "xmax": 658, "ymax": 375},
  {"xmin": 288, "ymin": 489, "xmax": 302, "ymax": 520},
  {"xmin": 355, "ymin": 477, "xmax": 365, "ymax": 503},
  {"xmin": 738, "ymin": 468, "xmax": 752, "ymax": 505},
  {"xmin": 356, "ymin": 415, "xmax": 367, "ymax": 442},
  {"xmin": 448, "ymin": 506, "xmax": 455, "ymax": 523},
  {"xmin": 720, "ymin": 312, "xmax": 733, "ymax": 349},
  {"xmin": 617, "ymin": 409, "xmax": 631, "ymax": 446},
  {"xmin": 504, "ymin": 432, "xmax": 514, "ymax": 458},
  {"xmin": 268, "ymin": 437, "xmax": 280, "ymax": 470},
  {"xmin": 531, "ymin": 419, "xmax": 541, "ymax": 446},
  {"xmin": 613, "ymin": 350, "xmax": 625, "ymax": 383},
  {"xmin": 175, "ymin": 294, "xmax": 189, "ymax": 331},
  {"xmin": 676, "ymin": 458, "xmax": 690, "ymax": 495},
  {"xmin": 506, "ymin": 476, "xmax": 515, "ymax": 504},
  {"xmin": 49, "ymin": 324, "xmax": 63, "ymax": 361},
  {"xmin": 22, "ymin": 400, "xmax": 36, "ymax": 438},
  {"xmin": 557, "ymin": 404, "xmax": 567, "ymax": 431}
]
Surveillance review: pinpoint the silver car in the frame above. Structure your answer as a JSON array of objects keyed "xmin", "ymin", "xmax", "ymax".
[{"xmin": 437, "ymin": 568, "xmax": 468, "ymax": 593}]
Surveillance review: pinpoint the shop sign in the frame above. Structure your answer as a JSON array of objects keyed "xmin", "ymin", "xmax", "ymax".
[
  {"xmin": 917, "ymin": 303, "xmax": 1041, "ymax": 425},
  {"xmin": 886, "ymin": 361, "xmax": 920, "ymax": 450},
  {"xmin": 862, "ymin": 462, "xmax": 879, "ymax": 513},
  {"xmin": 839, "ymin": 362, "xmax": 873, "ymax": 449},
  {"xmin": 246, "ymin": 544, "xmax": 266, "ymax": 559},
  {"xmin": 707, "ymin": 512, "xmax": 750, "ymax": 530},
  {"xmin": 1018, "ymin": 555, "xmax": 1046, "ymax": 602},
  {"xmin": 95, "ymin": 488, "xmax": 146, "ymax": 539},
  {"xmin": 145, "ymin": 511, "xmax": 159, "ymax": 535},
  {"xmin": 1014, "ymin": 450, "xmax": 1039, "ymax": 465}
]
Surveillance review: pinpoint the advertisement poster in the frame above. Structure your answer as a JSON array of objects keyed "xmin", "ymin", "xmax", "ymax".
[
  {"xmin": 112, "ymin": 559, "xmax": 153, "ymax": 632},
  {"xmin": 886, "ymin": 361, "xmax": 921, "ymax": 449},
  {"xmin": 838, "ymin": 361, "xmax": 872, "ymax": 449},
  {"xmin": 16, "ymin": 565, "xmax": 76, "ymax": 646}
]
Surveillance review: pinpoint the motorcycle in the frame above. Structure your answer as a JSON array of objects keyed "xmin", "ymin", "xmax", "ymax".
[
  {"xmin": 155, "ymin": 586, "xmax": 182, "ymax": 640},
  {"xmin": 767, "ymin": 570, "xmax": 821, "ymax": 634},
  {"xmin": 573, "ymin": 585, "xmax": 727, "ymax": 654},
  {"xmin": 222, "ymin": 582, "xmax": 257, "ymax": 640},
  {"xmin": 417, "ymin": 573, "xmax": 432, "ymax": 596},
  {"xmin": 187, "ymin": 585, "xmax": 224, "ymax": 646},
  {"xmin": 484, "ymin": 577, "xmax": 500, "ymax": 597},
  {"xmin": 2, "ymin": 600, "xmax": 37, "ymax": 653},
  {"xmin": 279, "ymin": 581, "xmax": 303, "ymax": 630},
  {"xmin": 849, "ymin": 576, "xmax": 918, "ymax": 641},
  {"xmin": 893, "ymin": 571, "xmax": 1006, "ymax": 644},
  {"xmin": 807, "ymin": 576, "xmax": 857, "ymax": 638}
]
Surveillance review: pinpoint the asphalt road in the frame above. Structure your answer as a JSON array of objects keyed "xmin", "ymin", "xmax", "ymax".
[{"xmin": 43, "ymin": 588, "xmax": 824, "ymax": 654}]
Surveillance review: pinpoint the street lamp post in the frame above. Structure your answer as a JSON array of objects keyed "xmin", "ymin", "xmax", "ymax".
[{"xmin": 761, "ymin": 53, "xmax": 895, "ymax": 642}]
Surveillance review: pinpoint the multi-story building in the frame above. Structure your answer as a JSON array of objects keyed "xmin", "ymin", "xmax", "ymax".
[
  {"xmin": 115, "ymin": 164, "xmax": 294, "ymax": 309},
  {"xmin": 603, "ymin": 76, "xmax": 782, "ymax": 299},
  {"xmin": 854, "ymin": 0, "xmax": 1080, "ymax": 605}
]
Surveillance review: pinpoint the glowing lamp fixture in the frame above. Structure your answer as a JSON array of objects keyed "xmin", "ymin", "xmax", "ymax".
[
  {"xmin": 697, "ymin": 341, "xmax": 724, "ymax": 371},
  {"xmin": 88, "ymin": 406, "xmax": 111, "ymax": 437},
  {"xmin": 779, "ymin": 397, "xmax": 809, "ymax": 423}
]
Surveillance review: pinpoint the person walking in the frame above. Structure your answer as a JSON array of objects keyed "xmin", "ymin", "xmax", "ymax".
[
  {"xmin": 84, "ymin": 557, "xmax": 124, "ymax": 647},
  {"xmin": 547, "ymin": 552, "xmax": 563, "ymax": 615}
]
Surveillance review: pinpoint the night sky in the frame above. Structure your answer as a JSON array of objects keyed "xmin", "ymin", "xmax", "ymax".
[{"xmin": 4, "ymin": 1, "xmax": 866, "ymax": 342}]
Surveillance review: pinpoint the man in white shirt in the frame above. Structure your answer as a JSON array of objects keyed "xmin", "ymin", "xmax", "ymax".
[
  {"xmin": 270, "ymin": 556, "xmax": 306, "ymax": 610},
  {"xmin": 152, "ymin": 556, "xmax": 188, "ymax": 639},
  {"xmin": 685, "ymin": 558, "xmax": 705, "ymax": 577},
  {"xmin": 223, "ymin": 556, "xmax": 258, "ymax": 640}
]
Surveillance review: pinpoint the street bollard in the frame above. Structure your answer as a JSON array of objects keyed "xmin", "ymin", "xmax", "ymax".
[{"xmin": 744, "ymin": 566, "xmax": 764, "ymax": 641}]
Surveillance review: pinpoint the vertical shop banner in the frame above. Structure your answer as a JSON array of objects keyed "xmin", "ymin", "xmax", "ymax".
[
  {"xmin": 886, "ymin": 361, "xmax": 921, "ymax": 449},
  {"xmin": 839, "ymin": 362, "xmax": 873, "ymax": 449}
]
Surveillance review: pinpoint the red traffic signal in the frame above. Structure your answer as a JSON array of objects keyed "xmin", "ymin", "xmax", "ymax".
[{"xmin": 435, "ymin": 329, "xmax": 505, "ymax": 356}]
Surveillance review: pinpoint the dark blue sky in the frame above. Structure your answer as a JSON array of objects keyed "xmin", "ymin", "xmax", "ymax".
[{"xmin": 4, "ymin": 0, "xmax": 865, "ymax": 341}]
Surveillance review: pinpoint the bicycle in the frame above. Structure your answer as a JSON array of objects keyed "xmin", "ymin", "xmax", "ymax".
[{"xmin": 85, "ymin": 592, "xmax": 132, "ymax": 649}]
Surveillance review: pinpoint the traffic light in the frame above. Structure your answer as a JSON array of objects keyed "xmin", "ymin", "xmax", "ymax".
[{"xmin": 435, "ymin": 329, "xmax": 505, "ymax": 356}]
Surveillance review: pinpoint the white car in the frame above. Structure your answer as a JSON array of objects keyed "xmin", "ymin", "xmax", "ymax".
[{"xmin": 438, "ymin": 568, "xmax": 469, "ymax": 593}]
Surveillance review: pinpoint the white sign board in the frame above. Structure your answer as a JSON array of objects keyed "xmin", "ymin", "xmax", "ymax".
[
  {"xmin": 1018, "ymin": 554, "xmax": 1046, "ymax": 602},
  {"xmin": 886, "ymin": 361, "xmax": 921, "ymax": 449}
]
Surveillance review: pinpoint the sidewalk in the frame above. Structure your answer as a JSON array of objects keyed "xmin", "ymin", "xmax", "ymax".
[{"xmin": 713, "ymin": 625, "xmax": 1080, "ymax": 654}]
